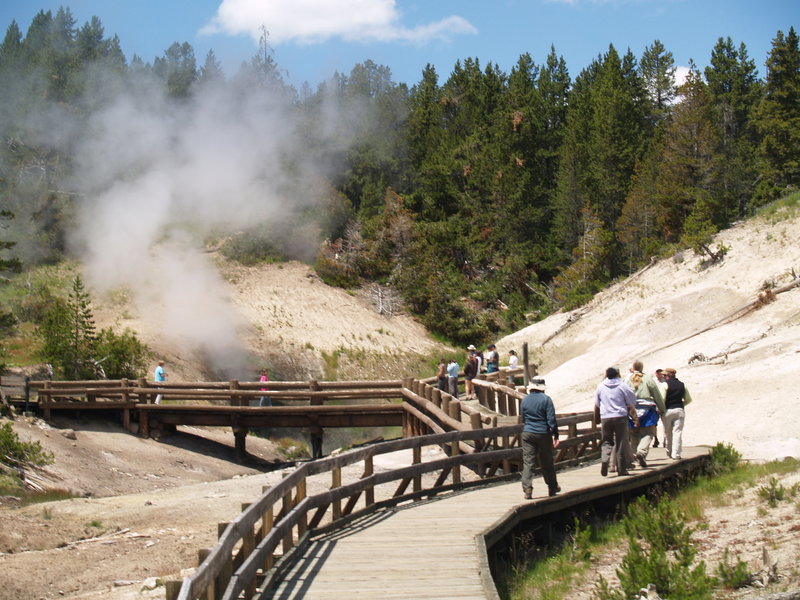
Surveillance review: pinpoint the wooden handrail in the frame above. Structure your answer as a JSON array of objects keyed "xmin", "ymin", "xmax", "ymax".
[{"xmin": 172, "ymin": 381, "xmax": 599, "ymax": 600}]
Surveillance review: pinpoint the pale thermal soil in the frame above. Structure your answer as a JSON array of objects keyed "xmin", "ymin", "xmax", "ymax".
[{"xmin": 499, "ymin": 209, "xmax": 800, "ymax": 462}]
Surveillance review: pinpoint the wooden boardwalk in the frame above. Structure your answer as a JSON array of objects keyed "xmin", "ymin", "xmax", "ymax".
[{"xmin": 266, "ymin": 446, "xmax": 710, "ymax": 599}]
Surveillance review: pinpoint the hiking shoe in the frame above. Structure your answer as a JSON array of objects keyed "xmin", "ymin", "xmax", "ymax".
[
  {"xmin": 548, "ymin": 486, "xmax": 561, "ymax": 497},
  {"xmin": 600, "ymin": 462, "xmax": 608, "ymax": 477},
  {"xmin": 637, "ymin": 454, "xmax": 647, "ymax": 468}
]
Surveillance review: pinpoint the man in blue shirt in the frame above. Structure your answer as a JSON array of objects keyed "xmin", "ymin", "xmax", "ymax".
[
  {"xmin": 446, "ymin": 358, "xmax": 460, "ymax": 398},
  {"xmin": 520, "ymin": 378, "xmax": 561, "ymax": 499}
]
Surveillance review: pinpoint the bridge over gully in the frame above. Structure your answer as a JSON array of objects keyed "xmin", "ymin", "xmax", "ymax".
[{"xmin": 17, "ymin": 364, "xmax": 710, "ymax": 600}]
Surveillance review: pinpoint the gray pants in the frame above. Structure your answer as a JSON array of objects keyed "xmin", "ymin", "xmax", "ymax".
[
  {"xmin": 521, "ymin": 432, "xmax": 558, "ymax": 491},
  {"xmin": 448, "ymin": 376, "xmax": 459, "ymax": 398},
  {"xmin": 601, "ymin": 417, "xmax": 630, "ymax": 474},
  {"xmin": 609, "ymin": 426, "xmax": 634, "ymax": 472}
]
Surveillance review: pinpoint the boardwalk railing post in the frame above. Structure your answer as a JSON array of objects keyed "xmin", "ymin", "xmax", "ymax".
[
  {"xmin": 364, "ymin": 455, "xmax": 375, "ymax": 507},
  {"xmin": 42, "ymin": 381, "xmax": 51, "ymax": 420},
  {"xmin": 260, "ymin": 485, "xmax": 274, "ymax": 571},
  {"xmin": 165, "ymin": 579, "xmax": 182, "ymax": 600},
  {"xmin": 449, "ymin": 400, "xmax": 461, "ymax": 424},
  {"xmin": 522, "ymin": 342, "xmax": 530, "ymax": 388},
  {"xmin": 198, "ymin": 548, "xmax": 215, "ymax": 600},
  {"xmin": 281, "ymin": 491, "xmax": 293, "ymax": 553},
  {"xmin": 431, "ymin": 388, "xmax": 441, "ymax": 408},
  {"xmin": 502, "ymin": 435, "xmax": 511, "ymax": 474},
  {"xmin": 296, "ymin": 477, "xmax": 308, "ymax": 537},
  {"xmin": 332, "ymin": 467, "xmax": 342, "ymax": 520},
  {"xmin": 239, "ymin": 502, "xmax": 257, "ymax": 600},
  {"xmin": 412, "ymin": 446, "xmax": 422, "ymax": 492},
  {"xmin": 217, "ymin": 522, "xmax": 232, "ymax": 598},
  {"xmin": 229, "ymin": 380, "xmax": 240, "ymax": 406},
  {"xmin": 451, "ymin": 439, "xmax": 461, "ymax": 484},
  {"xmin": 137, "ymin": 377, "xmax": 149, "ymax": 404}
]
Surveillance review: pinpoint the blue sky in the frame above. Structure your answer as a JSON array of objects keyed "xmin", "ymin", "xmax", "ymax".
[{"xmin": 0, "ymin": 0, "xmax": 797, "ymax": 88}]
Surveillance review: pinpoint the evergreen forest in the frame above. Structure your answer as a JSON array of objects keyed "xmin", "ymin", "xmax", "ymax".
[{"xmin": 1, "ymin": 7, "xmax": 799, "ymax": 347}]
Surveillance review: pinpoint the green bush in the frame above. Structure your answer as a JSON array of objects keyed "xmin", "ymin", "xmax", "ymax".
[
  {"xmin": 715, "ymin": 548, "xmax": 751, "ymax": 589},
  {"xmin": 95, "ymin": 327, "xmax": 149, "ymax": 379},
  {"xmin": 596, "ymin": 496, "xmax": 715, "ymax": 600},
  {"xmin": 757, "ymin": 476, "xmax": 786, "ymax": 507},
  {"xmin": 314, "ymin": 254, "xmax": 360, "ymax": 288},
  {"xmin": 0, "ymin": 422, "xmax": 54, "ymax": 468},
  {"xmin": 709, "ymin": 442, "xmax": 742, "ymax": 476},
  {"xmin": 220, "ymin": 230, "xmax": 286, "ymax": 265}
]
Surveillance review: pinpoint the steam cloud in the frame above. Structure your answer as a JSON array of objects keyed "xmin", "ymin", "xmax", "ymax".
[{"xmin": 9, "ymin": 66, "xmax": 353, "ymax": 378}]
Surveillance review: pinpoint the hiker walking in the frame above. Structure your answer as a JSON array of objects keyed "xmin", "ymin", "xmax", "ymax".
[
  {"xmin": 520, "ymin": 378, "xmax": 561, "ymax": 499},
  {"xmin": 624, "ymin": 360, "xmax": 665, "ymax": 468},
  {"xmin": 154, "ymin": 360, "xmax": 166, "ymax": 404},
  {"xmin": 595, "ymin": 366, "xmax": 639, "ymax": 476},
  {"xmin": 662, "ymin": 367, "xmax": 692, "ymax": 460}
]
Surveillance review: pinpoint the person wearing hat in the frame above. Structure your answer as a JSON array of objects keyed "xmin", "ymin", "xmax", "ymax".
[
  {"xmin": 662, "ymin": 367, "xmax": 693, "ymax": 460},
  {"xmin": 595, "ymin": 366, "xmax": 639, "ymax": 476},
  {"xmin": 520, "ymin": 377, "xmax": 561, "ymax": 499}
]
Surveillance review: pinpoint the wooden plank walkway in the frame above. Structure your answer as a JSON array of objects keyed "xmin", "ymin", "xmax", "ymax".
[{"xmin": 266, "ymin": 446, "xmax": 710, "ymax": 599}]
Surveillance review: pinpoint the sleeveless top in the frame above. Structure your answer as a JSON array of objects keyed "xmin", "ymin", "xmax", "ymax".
[{"xmin": 665, "ymin": 378, "xmax": 686, "ymax": 410}]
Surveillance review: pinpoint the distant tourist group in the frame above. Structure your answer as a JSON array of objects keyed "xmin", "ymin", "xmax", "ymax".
[
  {"xmin": 436, "ymin": 343, "xmax": 506, "ymax": 400},
  {"xmin": 519, "ymin": 360, "xmax": 692, "ymax": 500}
]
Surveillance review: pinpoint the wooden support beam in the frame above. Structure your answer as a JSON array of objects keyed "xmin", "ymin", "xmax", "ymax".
[{"xmin": 233, "ymin": 427, "xmax": 247, "ymax": 463}]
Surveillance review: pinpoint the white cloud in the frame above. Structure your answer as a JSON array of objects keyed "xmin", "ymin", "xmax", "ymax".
[
  {"xmin": 674, "ymin": 65, "xmax": 691, "ymax": 88},
  {"xmin": 201, "ymin": 0, "xmax": 477, "ymax": 45}
]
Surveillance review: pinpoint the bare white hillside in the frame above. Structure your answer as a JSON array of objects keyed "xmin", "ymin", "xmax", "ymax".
[{"xmin": 498, "ymin": 209, "xmax": 800, "ymax": 461}]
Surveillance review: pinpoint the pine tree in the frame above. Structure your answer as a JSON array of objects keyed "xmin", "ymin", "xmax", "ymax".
[
  {"xmin": 552, "ymin": 60, "xmax": 599, "ymax": 260},
  {"xmin": 705, "ymin": 37, "xmax": 762, "ymax": 221},
  {"xmin": 753, "ymin": 27, "xmax": 800, "ymax": 202},
  {"xmin": 655, "ymin": 63, "xmax": 717, "ymax": 242},
  {"xmin": 154, "ymin": 41, "xmax": 197, "ymax": 98},
  {"xmin": 553, "ymin": 203, "xmax": 612, "ymax": 308},
  {"xmin": 39, "ymin": 275, "xmax": 98, "ymax": 379},
  {"xmin": 616, "ymin": 131, "xmax": 665, "ymax": 272},
  {"xmin": 198, "ymin": 49, "xmax": 224, "ymax": 85},
  {"xmin": 640, "ymin": 39, "xmax": 676, "ymax": 125}
]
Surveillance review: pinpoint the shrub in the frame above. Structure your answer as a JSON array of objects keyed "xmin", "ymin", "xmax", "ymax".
[
  {"xmin": 757, "ymin": 476, "xmax": 786, "ymax": 507},
  {"xmin": 0, "ymin": 422, "xmax": 54, "ymax": 468},
  {"xmin": 715, "ymin": 548, "xmax": 751, "ymax": 589},
  {"xmin": 709, "ymin": 442, "xmax": 742, "ymax": 476},
  {"xmin": 94, "ymin": 327, "xmax": 149, "ymax": 379},
  {"xmin": 596, "ymin": 496, "xmax": 715, "ymax": 600},
  {"xmin": 314, "ymin": 254, "xmax": 360, "ymax": 289}
]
